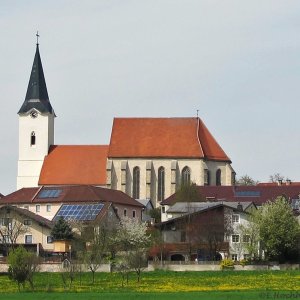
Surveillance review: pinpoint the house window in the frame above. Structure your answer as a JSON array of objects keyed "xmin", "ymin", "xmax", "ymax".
[
  {"xmin": 232, "ymin": 235, "xmax": 240, "ymax": 243},
  {"xmin": 132, "ymin": 167, "xmax": 140, "ymax": 199},
  {"xmin": 46, "ymin": 204, "xmax": 51, "ymax": 212},
  {"xmin": 157, "ymin": 167, "xmax": 165, "ymax": 201},
  {"xmin": 232, "ymin": 254, "xmax": 238, "ymax": 261},
  {"xmin": 204, "ymin": 169, "xmax": 210, "ymax": 186},
  {"xmin": 36, "ymin": 205, "xmax": 40, "ymax": 213},
  {"xmin": 24, "ymin": 205, "xmax": 29, "ymax": 210},
  {"xmin": 25, "ymin": 235, "xmax": 33, "ymax": 244},
  {"xmin": 162, "ymin": 206, "xmax": 166, "ymax": 213},
  {"xmin": 243, "ymin": 235, "xmax": 250, "ymax": 243},
  {"xmin": 47, "ymin": 236, "xmax": 53, "ymax": 244},
  {"xmin": 124, "ymin": 209, "xmax": 127, "ymax": 217},
  {"xmin": 115, "ymin": 207, "xmax": 118, "ymax": 215},
  {"xmin": 132, "ymin": 210, "xmax": 136, "ymax": 218},
  {"xmin": 30, "ymin": 132, "xmax": 36, "ymax": 146},
  {"xmin": 232, "ymin": 214, "xmax": 240, "ymax": 223},
  {"xmin": 3, "ymin": 235, "xmax": 11, "ymax": 244},
  {"xmin": 0, "ymin": 218, "xmax": 11, "ymax": 226},
  {"xmin": 24, "ymin": 219, "xmax": 32, "ymax": 226},
  {"xmin": 181, "ymin": 166, "xmax": 191, "ymax": 185},
  {"xmin": 216, "ymin": 169, "xmax": 221, "ymax": 186}
]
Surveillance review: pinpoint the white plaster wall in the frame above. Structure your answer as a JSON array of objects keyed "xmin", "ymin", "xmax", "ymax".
[
  {"xmin": 17, "ymin": 203, "xmax": 61, "ymax": 221},
  {"xmin": 17, "ymin": 112, "xmax": 54, "ymax": 189}
]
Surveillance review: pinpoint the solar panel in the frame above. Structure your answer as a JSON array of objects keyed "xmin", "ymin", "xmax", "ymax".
[
  {"xmin": 54, "ymin": 203, "xmax": 104, "ymax": 221},
  {"xmin": 38, "ymin": 189, "xmax": 62, "ymax": 198},
  {"xmin": 235, "ymin": 191, "xmax": 261, "ymax": 197}
]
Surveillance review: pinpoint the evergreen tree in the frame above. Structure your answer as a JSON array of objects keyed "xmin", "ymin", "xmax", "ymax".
[{"xmin": 51, "ymin": 217, "xmax": 73, "ymax": 240}]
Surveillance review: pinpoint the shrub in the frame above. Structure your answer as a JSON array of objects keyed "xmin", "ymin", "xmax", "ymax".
[{"xmin": 220, "ymin": 259, "xmax": 235, "ymax": 270}]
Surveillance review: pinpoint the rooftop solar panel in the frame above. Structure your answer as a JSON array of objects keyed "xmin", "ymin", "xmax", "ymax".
[
  {"xmin": 235, "ymin": 191, "xmax": 261, "ymax": 197},
  {"xmin": 54, "ymin": 203, "xmax": 104, "ymax": 221},
  {"xmin": 38, "ymin": 189, "xmax": 62, "ymax": 198}
]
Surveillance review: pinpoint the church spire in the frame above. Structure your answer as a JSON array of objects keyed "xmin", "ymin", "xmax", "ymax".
[{"xmin": 18, "ymin": 35, "xmax": 54, "ymax": 114}]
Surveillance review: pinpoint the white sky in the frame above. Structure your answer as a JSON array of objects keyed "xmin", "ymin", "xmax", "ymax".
[{"xmin": 1, "ymin": 0, "xmax": 300, "ymax": 195}]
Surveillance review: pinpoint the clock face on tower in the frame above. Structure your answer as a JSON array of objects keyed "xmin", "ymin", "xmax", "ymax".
[{"xmin": 30, "ymin": 110, "xmax": 38, "ymax": 118}]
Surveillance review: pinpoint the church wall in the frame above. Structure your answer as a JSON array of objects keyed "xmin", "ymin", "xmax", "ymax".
[{"xmin": 204, "ymin": 161, "xmax": 233, "ymax": 186}]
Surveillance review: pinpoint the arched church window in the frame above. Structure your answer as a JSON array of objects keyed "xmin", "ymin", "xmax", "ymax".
[
  {"xmin": 132, "ymin": 167, "xmax": 140, "ymax": 199},
  {"xmin": 216, "ymin": 169, "xmax": 221, "ymax": 186},
  {"xmin": 181, "ymin": 166, "xmax": 191, "ymax": 186},
  {"xmin": 157, "ymin": 167, "xmax": 165, "ymax": 201},
  {"xmin": 30, "ymin": 132, "xmax": 36, "ymax": 146},
  {"xmin": 204, "ymin": 169, "xmax": 210, "ymax": 186}
]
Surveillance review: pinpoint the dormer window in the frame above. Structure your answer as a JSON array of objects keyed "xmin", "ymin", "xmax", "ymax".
[{"xmin": 30, "ymin": 132, "xmax": 36, "ymax": 146}]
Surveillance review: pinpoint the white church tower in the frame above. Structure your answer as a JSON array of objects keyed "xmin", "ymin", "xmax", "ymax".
[{"xmin": 17, "ymin": 40, "xmax": 55, "ymax": 189}]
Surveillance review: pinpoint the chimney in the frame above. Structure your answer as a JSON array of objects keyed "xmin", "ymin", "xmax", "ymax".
[
  {"xmin": 286, "ymin": 179, "xmax": 291, "ymax": 185},
  {"xmin": 237, "ymin": 202, "xmax": 243, "ymax": 212},
  {"xmin": 277, "ymin": 179, "xmax": 283, "ymax": 186}
]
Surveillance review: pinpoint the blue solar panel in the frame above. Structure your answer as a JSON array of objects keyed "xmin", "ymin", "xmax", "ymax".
[
  {"xmin": 235, "ymin": 191, "xmax": 260, "ymax": 197},
  {"xmin": 38, "ymin": 189, "xmax": 62, "ymax": 198},
  {"xmin": 54, "ymin": 203, "xmax": 104, "ymax": 221}
]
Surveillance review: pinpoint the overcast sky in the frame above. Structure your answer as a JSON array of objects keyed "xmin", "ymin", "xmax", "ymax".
[{"xmin": 1, "ymin": 1, "xmax": 300, "ymax": 195}]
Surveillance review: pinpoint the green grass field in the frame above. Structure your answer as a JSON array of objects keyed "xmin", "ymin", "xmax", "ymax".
[{"xmin": 0, "ymin": 270, "xmax": 299, "ymax": 299}]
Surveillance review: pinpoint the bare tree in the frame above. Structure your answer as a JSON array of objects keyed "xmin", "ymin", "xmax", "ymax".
[
  {"xmin": 0, "ymin": 207, "xmax": 29, "ymax": 253},
  {"xmin": 236, "ymin": 175, "xmax": 258, "ymax": 186}
]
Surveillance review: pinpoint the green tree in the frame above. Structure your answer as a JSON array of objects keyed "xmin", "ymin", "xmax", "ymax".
[
  {"xmin": 8, "ymin": 246, "xmax": 39, "ymax": 291},
  {"xmin": 175, "ymin": 182, "xmax": 203, "ymax": 202},
  {"xmin": 51, "ymin": 217, "xmax": 73, "ymax": 240},
  {"xmin": 257, "ymin": 197, "xmax": 300, "ymax": 262}
]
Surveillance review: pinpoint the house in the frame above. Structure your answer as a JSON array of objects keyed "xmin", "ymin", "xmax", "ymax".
[
  {"xmin": 0, "ymin": 205, "xmax": 53, "ymax": 256},
  {"xmin": 16, "ymin": 41, "xmax": 235, "ymax": 209},
  {"xmin": 136, "ymin": 199, "xmax": 155, "ymax": 222},
  {"xmin": 161, "ymin": 185, "xmax": 300, "ymax": 221},
  {"xmin": 0, "ymin": 185, "xmax": 144, "ymax": 221},
  {"xmin": 155, "ymin": 201, "xmax": 256, "ymax": 261}
]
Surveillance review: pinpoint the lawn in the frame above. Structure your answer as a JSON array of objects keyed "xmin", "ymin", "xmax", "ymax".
[{"xmin": 0, "ymin": 270, "xmax": 299, "ymax": 298}]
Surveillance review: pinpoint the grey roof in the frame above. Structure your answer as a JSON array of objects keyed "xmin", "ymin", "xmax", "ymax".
[
  {"xmin": 167, "ymin": 201, "xmax": 253, "ymax": 214},
  {"xmin": 136, "ymin": 199, "xmax": 154, "ymax": 209},
  {"xmin": 18, "ymin": 44, "xmax": 54, "ymax": 114}
]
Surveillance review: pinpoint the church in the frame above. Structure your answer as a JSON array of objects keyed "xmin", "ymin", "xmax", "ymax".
[{"xmin": 17, "ymin": 42, "xmax": 235, "ymax": 208}]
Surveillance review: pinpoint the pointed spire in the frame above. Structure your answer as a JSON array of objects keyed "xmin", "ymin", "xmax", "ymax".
[{"xmin": 18, "ymin": 35, "xmax": 54, "ymax": 114}]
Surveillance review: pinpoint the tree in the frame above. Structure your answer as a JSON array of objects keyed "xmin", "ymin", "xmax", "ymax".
[
  {"xmin": 236, "ymin": 175, "xmax": 258, "ymax": 186},
  {"xmin": 51, "ymin": 217, "xmax": 73, "ymax": 241},
  {"xmin": 269, "ymin": 173, "xmax": 286, "ymax": 183},
  {"xmin": 114, "ymin": 218, "xmax": 151, "ymax": 282},
  {"xmin": 175, "ymin": 182, "xmax": 203, "ymax": 203},
  {"xmin": 0, "ymin": 207, "xmax": 29, "ymax": 253},
  {"xmin": 256, "ymin": 197, "xmax": 300, "ymax": 262},
  {"xmin": 8, "ymin": 246, "xmax": 39, "ymax": 291}
]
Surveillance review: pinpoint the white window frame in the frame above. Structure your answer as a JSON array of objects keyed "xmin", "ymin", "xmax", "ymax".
[
  {"xmin": 232, "ymin": 234, "xmax": 240, "ymax": 243},
  {"xmin": 47, "ymin": 236, "xmax": 53, "ymax": 244},
  {"xmin": 231, "ymin": 254, "xmax": 238, "ymax": 261},
  {"xmin": 46, "ymin": 204, "xmax": 51, "ymax": 212},
  {"xmin": 243, "ymin": 235, "xmax": 250, "ymax": 243},
  {"xmin": 232, "ymin": 214, "xmax": 240, "ymax": 223},
  {"xmin": 24, "ymin": 219, "xmax": 32, "ymax": 226},
  {"xmin": 25, "ymin": 235, "xmax": 33, "ymax": 244},
  {"xmin": 36, "ymin": 205, "xmax": 40, "ymax": 213}
]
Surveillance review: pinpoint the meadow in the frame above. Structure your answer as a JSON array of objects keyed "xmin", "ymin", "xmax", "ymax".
[{"xmin": 0, "ymin": 270, "xmax": 299, "ymax": 299}]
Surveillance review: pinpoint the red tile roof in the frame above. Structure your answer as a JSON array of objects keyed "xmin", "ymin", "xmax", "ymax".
[
  {"xmin": 108, "ymin": 118, "xmax": 230, "ymax": 161},
  {"xmin": 39, "ymin": 145, "xmax": 108, "ymax": 185},
  {"xmin": 0, "ymin": 185, "xmax": 143, "ymax": 208},
  {"xmin": 161, "ymin": 185, "xmax": 300, "ymax": 206}
]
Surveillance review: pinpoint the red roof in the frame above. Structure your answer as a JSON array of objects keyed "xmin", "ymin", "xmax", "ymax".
[
  {"xmin": 39, "ymin": 145, "xmax": 108, "ymax": 185},
  {"xmin": 1, "ymin": 185, "xmax": 143, "ymax": 208},
  {"xmin": 162, "ymin": 185, "xmax": 300, "ymax": 206},
  {"xmin": 108, "ymin": 118, "xmax": 230, "ymax": 161}
]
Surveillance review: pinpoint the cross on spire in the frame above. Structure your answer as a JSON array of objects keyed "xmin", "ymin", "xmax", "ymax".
[{"xmin": 36, "ymin": 31, "xmax": 40, "ymax": 45}]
